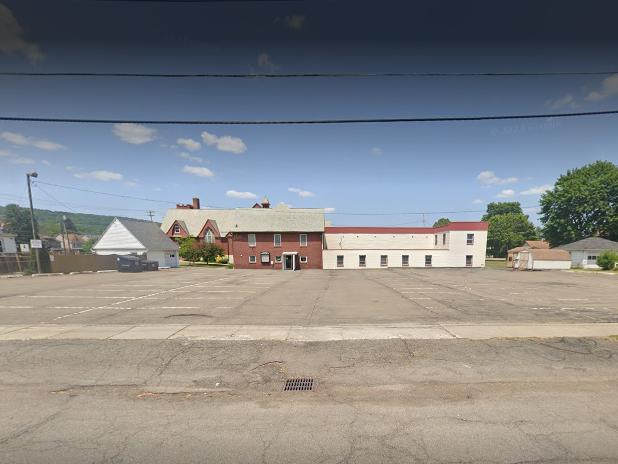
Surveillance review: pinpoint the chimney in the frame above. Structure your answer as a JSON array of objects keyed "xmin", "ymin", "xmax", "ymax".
[
  {"xmin": 261, "ymin": 196, "xmax": 270, "ymax": 209},
  {"xmin": 193, "ymin": 197, "xmax": 200, "ymax": 210}
]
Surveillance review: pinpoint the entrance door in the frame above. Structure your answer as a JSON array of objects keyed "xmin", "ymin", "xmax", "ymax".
[{"xmin": 284, "ymin": 255, "xmax": 293, "ymax": 270}]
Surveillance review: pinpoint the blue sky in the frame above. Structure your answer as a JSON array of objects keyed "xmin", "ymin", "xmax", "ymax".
[{"xmin": 1, "ymin": 0, "xmax": 618, "ymax": 227}]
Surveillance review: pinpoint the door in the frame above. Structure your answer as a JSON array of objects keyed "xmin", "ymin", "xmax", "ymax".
[{"xmin": 285, "ymin": 255, "xmax": 293, "ymax": 270}]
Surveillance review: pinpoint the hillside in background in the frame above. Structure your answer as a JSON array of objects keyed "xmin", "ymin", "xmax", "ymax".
[{"xmin": 0, "ymin": 205, "xmax": 159, "ymax": 236}]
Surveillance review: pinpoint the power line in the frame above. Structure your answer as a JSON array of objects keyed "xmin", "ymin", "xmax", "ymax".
[
  {"xmin": 2, "ymin": 71, "xmax": 617, "ymax": 79},
  {"xmin": 33, "ymin": 184, "xmax": 81, "ymax": 214},
  {"xmin": 2, "ymin": 109, "xmax": 617, "ymax": 125}
]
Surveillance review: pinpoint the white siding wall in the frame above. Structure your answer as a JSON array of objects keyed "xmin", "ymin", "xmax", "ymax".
[
  {"xmin": 322, "ymin": 230, "xmax": 487, "ymax": 269},
  {"xmin": 530, "ymin": 258, "xmax": 571, "ymax": 270},
  {"xmin": 0, "ymin": 236, "xmax": 18, "ymax": 253},
  {"xmin": 93, "ymin": 219, "xmax": 146, "ymax": 254},
  {"xmin": 570, "ymin": 251, "xmax": 584, "ymax": 267}
]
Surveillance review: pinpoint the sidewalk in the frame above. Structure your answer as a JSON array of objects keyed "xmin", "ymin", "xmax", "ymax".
[{"xmin": 1, "ymin": 322, "xmax": 617, "ymax": 341}]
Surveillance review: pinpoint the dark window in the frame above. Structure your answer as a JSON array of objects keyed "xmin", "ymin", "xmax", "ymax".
[
  {"xmin": 466, "ymin": 255, "xmax": 473, "ymax": 266},
  {"xmin": 359, "ymin": 255, "xmax": 366, "ymax": 266},
  {"xmin": 337, "ymin": 255, "xmax": 344, "ymax": 267},
  {"xmin": 467, "ymin": 234, "xmax": 474, "ymax": 245},
  {"xmin": 300, "ymin": 255, "xmax": 308, "ymax": 263},
  {"xmin": 173, "ymin": 224, "xmax": 180, "ymax": 234},
  {"xmin": 380, "ymin": 255, "xmax": 388, "ymax": 266},
  {"xmin": 249, "ymin": 255, "xmax": 256, "ymax": 263},
  {"xmin": 425, "ymin": 255, "xmax": 432, "ymax": 266},
  {"xmin": 402, "ymin": 255, "xmax": 409, "ymax": 266}
]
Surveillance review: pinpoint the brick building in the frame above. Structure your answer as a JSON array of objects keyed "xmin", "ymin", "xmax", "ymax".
[{"xmin": 160, "ymin": 197, "xmax": 325, "ymax": 269}]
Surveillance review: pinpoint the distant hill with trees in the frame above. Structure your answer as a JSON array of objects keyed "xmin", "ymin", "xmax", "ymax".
[{"xmin": 0, "ymin": 204, "xmax": 157, "ymax": 237}]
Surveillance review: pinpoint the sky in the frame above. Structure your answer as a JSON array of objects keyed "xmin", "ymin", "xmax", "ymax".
[{"xmin": 1, "ymin": 0, "xmax": 618, "ymax": 227}]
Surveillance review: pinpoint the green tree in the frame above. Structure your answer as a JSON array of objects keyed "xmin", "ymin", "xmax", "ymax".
[
  {"xmin": 487, "ymin": 213, "xmax": 538, "ymax": 258},
  {"xmin": 481, "ymin": 202, "xmax": 523, "ymax": 222},
  {"xmin": 63, "ymin": 217, "xmax": 78, "ymax": 234},
  {"xmin": 177, "ymin": 236, "xmax": 201, "ymax": 262},
  {"xmin": 539, "ymin": 161, "xmax": 618, "ymax": 247},
  {"xmin": 198, "ymin": 242, "xmax": 225, "ymax": 263},
  {"xmin": 432, "ymin": 218, "xmax": 451, "ymax": 227},
  {"xmin": 82, "ymin": 237, "xmax": 98, "ymax": 253},
  {"xmin": 596, "ymin": 250, "xmax": 618, "ymax": 271},
  {"xmin": 2, "ymin": 204, "xmax": 37, "ymax": 244}
]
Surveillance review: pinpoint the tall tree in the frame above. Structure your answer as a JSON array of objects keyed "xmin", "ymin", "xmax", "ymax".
[
  {"xmin": 1, "ymin": 204, "xmax": 36, "ymax": 244},
  {"xmin": 63, "ymin": 217, "xmax": 78, "ymax": 234},
  {"xmin": 539, "ymin": 161, "xmax": 618, "ymax": 247},
  {"xmin": 432, "ymin": 218, "xmax": 451, "ymax": 227},
  {"xmin": 487, "ymin": 213, "xmax": 538, "ymax": 258},
  {"xmin": 481, "ymin": 202, "xmax": 523, "ymax": 222}
]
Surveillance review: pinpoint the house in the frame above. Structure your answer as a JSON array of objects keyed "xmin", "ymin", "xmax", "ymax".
[
  {"xmin": 160, "ymin": 197, "xmax": 325, "ymax": 270},
  {"xmin": 322, "ymin": 222, "xmax": 488, "ymax": 269},
  {"xmin": 507, "ymin": 240, "xmax": 549, "ymax": 267},
  {"xmin": 555, "ymin": 237, "xmax": 618, "ymax": 269},
  {"xmin": 54, "ymin": 233, "xmax": 86, "ymax": 252},
  {"xmin": 512, "ymin": 249, "xmax": 571, "ymax": 270},
  {"xmin": 93, "ymin": 218, "xmax": 179, "ymax": 268},
  {"xmin": 0, "ymin": 225, "xmax": 18, "ymax": 254}
]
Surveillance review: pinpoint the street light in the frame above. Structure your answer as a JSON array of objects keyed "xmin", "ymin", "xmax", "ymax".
[{"xmin": 26, "ymin": 171, "xmax": 41, "ymax": 274}]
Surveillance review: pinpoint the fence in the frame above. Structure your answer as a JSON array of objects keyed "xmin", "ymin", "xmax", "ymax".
[
  {"xmin": 49, "ymin": 254, "xmax": 118, "ymax": 273},
  {"xmin": 0, "ymin": 253, "xmax": 35, "ymax": 275}
]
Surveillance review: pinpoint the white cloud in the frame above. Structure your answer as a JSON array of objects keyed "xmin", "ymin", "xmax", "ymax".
[
  {"xmin": 523, "ymin": 207, "xmax": 539, "ymax": 215},
  {"xmin": 299, "ymin": 191, "xmax": 314, "ymax": 197},
  {"xmin": 226, "ymin": 190, "xmax": 258, "ymax": 199},
  {"xmin": 473, "ymin": 199, "xmax": 484, "ymax": 204},
  {"xmin": 178, "ymin": 152, "xmax": 203, "ymax": 163},
  {"xmin": 0, "ymin": 149, "xmax": 34, "ymax": 165},
  {"xmin": 476, "ymin": 170, "xmax": 518, "ymax": 185},
  {"xmin": 124, "ymin": 181, "xmax": 138, "ymax": 187},
  {"xmin": 112, "ymin": 123, "xmax": 157, "ymax": 144},
  {"xmin": 520, "ymin": 184, "xmax": 554, "ymax": 195},
  {"xmin": 551, "ymin": 93, "xmax": 574, "ymax": 109},
  {"xmin": 182, "ymin": 165, "xmax": 214, "ymax": 178},
  {"xmin": 0, "ymin": 149, "xmax": 15, "ymax": 158},
  {"xmin": 177, "ymin": 137, "xmax": 201, "ymax": 152},
  {"xmin": 288, "ymin": 187, "xmax": 301, "ymax": 193},
  {"xmin": 41, "ymin": 160, "xmax": 51, "ymax": 166},
  {"xmin": 497, "ymin": 189, "xmax": 516, "ymax": 198},
  {"xmin": 372, "ymin": 147, "xmax": 383, "ymax": 156},
  {"xmin": 324, "ymin": 207, "xmax": 336, "ymax": 213},
  {"xmin": 587, "ymin": 73, "xmax": 618, "ymax": 101},
  {"xmin": 258, "ymin": 53, "xmax": 279, "ymax": 73},
  {"xmin": 74, "ymin": 170, "xmax": 124, "ymax": 182},
  {"xmin": 0, "ymin": 4, "xmax": 44, "ymax": 65},
  {"xmin": 285, "ymin": 14, "xmax": 305, "ymax": 31},
  {"xmin": 1, "ymin": 131, "xmax": 64, "ymax": 150},
  {"xmin": 201, "ymin": 131, "xmax": 247, "ymax": 154}
]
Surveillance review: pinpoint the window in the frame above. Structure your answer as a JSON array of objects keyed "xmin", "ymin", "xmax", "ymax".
[
  {"xmin": 249, "ymin": 255, "xmax": 256, "ymax": 263},
  {"xmin": 261, "ymin": 252, "xmax": 270, "ymax": 263},
  {"xmin": 165, "ymin": 253, "xmax": 175, "ymax": 258},
  {"xmin": 467, "ymin": 234, "xmax": 474, "ymax": 245},
  {"xmin": 337, "ymin": 255, "xmax": 344, "ymax": 267},
  {"xmin": 466, "ymin": 255, "xmax": 473, "ymax": 267},
  {"xmin": 274, "ymin": 234, "xmax": 281, "ymax": 247},
  {"xmin": 359, "ymin": 255, "xmax": 366, "ymax": 267},
  {"xmin": 380, "ymin": 255, "xmax": 388, "ymax": 267},
  {"xmin": 402, "ymin": 255, "xmax": 409, "ymax": 266},
  {"xmin": 443, "ymin": 234, "xmax": 446, "ymax": 245},
  {"xmin": 588, "ymin": 255, "xmax": 598, "ymax": 260},
  {"xmin": 300, "ymin": 234, "xmax": 307, "ymax": 247},
  {"xmin": 248, "ymin": 234, "xmax": 256, "ymax": 247},
  {"xmin": 204, "ymin": 228, "xmax": 215, "ymax": 244},
  {"xmin": 173, "ymin": 224, "xmax": 180, "ymax": 235},
  {"xmin": 300, "ymin": 255, "xmax": 308, "ymax": 263},
  {"xmin": 434, "ymin": 235, "xmax": 438, "ymax": 246},
  {"xmin": 425, "ymin": 255, "xmax": 432, "ymax": 266},
  {"xmin": 275, "ymin": 255, "xmax": 282, "ymax": 263},
  {"xmin": 0, "ymin": 240, "xmax": 3, "ymax": 253}
]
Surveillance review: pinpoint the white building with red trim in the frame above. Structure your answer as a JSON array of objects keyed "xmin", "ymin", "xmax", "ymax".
[{"xmin": 322, "ymin": 222, "xmax": 488, "ymax": 269}]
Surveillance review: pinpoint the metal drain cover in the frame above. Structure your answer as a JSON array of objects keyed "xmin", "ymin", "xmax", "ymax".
[{"xmin": 283, "ymin": 378, "xmax": 314, "ymax": 392}]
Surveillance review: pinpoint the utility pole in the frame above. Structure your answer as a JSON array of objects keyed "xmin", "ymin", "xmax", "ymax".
[
  {"xmin": 26, "ymin": 171, "xmax": 41, "ymax": 274},
  {"xmin": 62, "ymin": 215, "xmax": 70, "ymax": 253},
  {"xmin": 422, "ymin": 214, "xmax": 426, "ymax": 228},
  {"xmin": 146, "ymin": 211, "xmax": 155, "ymax": 222}
]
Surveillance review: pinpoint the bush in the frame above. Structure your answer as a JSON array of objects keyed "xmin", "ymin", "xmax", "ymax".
[
  {"xmin": 218, "ymin": 256, "xmax": 229, "ymax": 264},
  {"xmin": 596, "ymin": 250, "xmax": 618, "ymax": 270}
]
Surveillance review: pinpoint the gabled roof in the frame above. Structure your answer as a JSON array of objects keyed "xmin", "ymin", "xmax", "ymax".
[
  {"xmin": 160, "ymin": 209, "xmax": 236, "ymax": 237},
  {"xmin": 120, "ymin": 219, "xmax": 179, "ymax": 250},
  {"xmin": 232, "ymin": 205, "xmax": 325, "ymax": 232},
  {"xmin": 519, "ymin": 249, "xmax": 571, "ymax": 261},
  {"xmin": 524, "ymin": 240, "xmax": 550, "ymax": 249},
  {"xmin": 555, "ymin": 237, "xmax": 618, "ymax": 251}
]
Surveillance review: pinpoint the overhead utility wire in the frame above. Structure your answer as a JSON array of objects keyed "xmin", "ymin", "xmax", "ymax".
[
  {"xmin": 3, "ymin": 109, "xmax": 618, "ymax": 125},
  {"xmin": 34, "ymin": 181, "xmax": 179, "ymax": 205},
  {"xmin": 2, "ymin": 71, "xmax": 617, "ymax": 78}
]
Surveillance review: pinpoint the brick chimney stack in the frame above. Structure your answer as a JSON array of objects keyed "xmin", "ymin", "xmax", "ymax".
[
  {"xmin": 193, "ymin": 197, "xmax": 200, "ymax": 210},
  {"xmin": 261, "ymin": 196, "xmax": 270, "ymax": 209}
]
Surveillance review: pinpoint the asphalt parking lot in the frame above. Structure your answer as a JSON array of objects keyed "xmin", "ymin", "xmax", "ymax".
[{"xmin": 1, "ymin": 267, "xmax": 617, "ymax": 327}]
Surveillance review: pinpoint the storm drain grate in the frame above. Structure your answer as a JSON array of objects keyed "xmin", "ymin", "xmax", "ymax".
[{"xmin": 283, "ymin": 378, "xmax": 314, "ymax": 392}]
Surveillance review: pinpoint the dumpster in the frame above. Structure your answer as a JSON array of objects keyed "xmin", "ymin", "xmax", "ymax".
[
  {"xmin": 117, "ymin": 255, "xmax": 143, "ymax": 273},
  {"xmin": 141, "ymin": 260, "xmax": 159, "ymax": 271}
]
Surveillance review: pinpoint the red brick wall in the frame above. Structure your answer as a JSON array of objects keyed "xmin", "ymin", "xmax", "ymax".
[{"xmin": 232, "ymin": 232, "xmax": 323, "ymax": 269}]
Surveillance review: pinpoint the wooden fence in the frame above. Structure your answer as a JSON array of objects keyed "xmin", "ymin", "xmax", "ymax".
[
  {"xmin": 50, "ymin": 254, "xmax": 118, "ymax": 273},
  {"xmin": 0, "ymin": 253, "xmax": 35, "ymax": 275}
]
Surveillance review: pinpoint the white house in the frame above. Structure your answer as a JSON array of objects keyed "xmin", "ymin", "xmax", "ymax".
[
  {"xmin": 0, "ymin": 228, "xmax": 18, "ymax": 254},
  {"xmin": 93, "ymin": 218, "xmax": 179, "ymax": 268},
  {"xmin": 512, "ymin": 249, "xmax": 571, "ymax": 270},
  {"xmin": 555, "ymin": 237, "xmax": 618, "ymax": 269},
  {"xmin": 322, "ymin": 222, "xmax": 488, "ymax": 269}
]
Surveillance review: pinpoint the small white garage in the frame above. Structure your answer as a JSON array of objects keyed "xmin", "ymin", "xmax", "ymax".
[
  {"xmin": 513, "ymin": 249, "xmax": 571, "ymax": 270},
  {"xmin": 555, "ymin": 237, "xmax": 618, "ymax": 269},
  {"xmin": 93, "ymin": 218, "xmax": 179, "ymax": 268}
]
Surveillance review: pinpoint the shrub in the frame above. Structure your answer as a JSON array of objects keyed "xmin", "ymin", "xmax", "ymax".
[
  {"xmin": 219, "ymin": 256, "xmax": 229, "ymax": 264},
  {"xmin": 596, "ymin": 250, "xmax": 618, "ymax": 270}
]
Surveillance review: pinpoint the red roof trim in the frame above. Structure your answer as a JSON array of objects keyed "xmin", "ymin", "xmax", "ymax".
[{"xmin": 325, "ymin": 222, "xmax": 488, "ymax": 234}]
